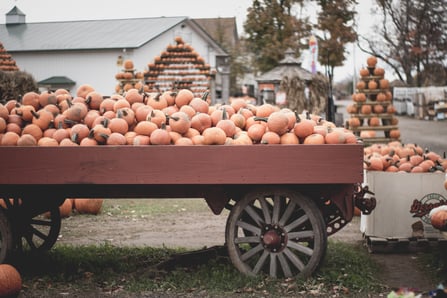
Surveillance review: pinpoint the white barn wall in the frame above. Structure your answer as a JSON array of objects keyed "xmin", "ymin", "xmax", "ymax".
[
  {"xmin": 12, "ymin": 22, "xmax": 222, "ymax": 97},
  {"xmin": 14, "ymin": 49, "xmax": 125, "ymax": 96}
]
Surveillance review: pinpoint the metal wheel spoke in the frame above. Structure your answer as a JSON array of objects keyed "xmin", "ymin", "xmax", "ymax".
[
  {"xmin": 30, "ymin": 218, "xmax": 53, "ymax": 226},
  {"xmin": 287, "ymin": 240, "xmax": 314, "ymax": 256},
  {"xmin": 252, "ymin": 250, "xmax": 269, "ymax": 274},
  {"xmin": 235, "ymin": 236, "xmax": 260, "ymax": 244},
  {"xmin": 269, "ymin": 253, "xmax": 277, "ymax": 277},
  {"xmin": 278, "ymin": 253, "xmax": 292, "ymax": 277},
  {"xmin": 272, "ymin": 195, "xmax": 281, "ymax": 224},
  {"xmin": 30, "ymin": 226, "xmax": 49, "ymax": 242},
  {"xmin": 24, "ymin": 234, "xmax": 37, "ymax": 250},
  {"xmin": 279, "ymin": 200, "xmax": 296, "ymax": 226},
  {"xmin": 288, "ymin": 230, "xmax": 315, "ymax": 240},
  {"xmin": 237, "ymin": 220, "xmax": 261, "ymax": 235},
  {"xmin": 241, "ymin": 243, "xmax": 264, "ymax": 262},
  {"xmin": 244, "ymin": 205, "xmax": 264, "ymax": 226},
  {"xmin": 258, "ymin": 197, "xmax": 272, "ymax": 224},
  {"xmin": 284, "ymin": 214, "xmax": 309, "ymax": 232},
  {"xmin": 283, "ymin": 247, "xmax": 305, "ymax": 271}
]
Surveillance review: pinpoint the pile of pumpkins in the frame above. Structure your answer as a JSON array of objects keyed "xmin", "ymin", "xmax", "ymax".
[
  {"xmin": 53, "ymin": 198, "xmax": 104, "ymax": 219},
  {"xmin": 363, "ymin": 141, "xmax": 447, "ymax": 174},
  {"xmin": 0, "ymin": 84, "xmax": 359, "ymax": 147}
]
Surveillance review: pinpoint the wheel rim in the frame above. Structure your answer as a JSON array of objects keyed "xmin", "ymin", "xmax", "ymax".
[
  {"xmin": 0, "ymin": 208, "xmax": 13, "ymax": 263},
  {"xmin": 3, "ymin": 198, "xmax": 61, "ymax": 254},
  {"xmin": 226, "ymin": 189, "xmax": 327, "ymax": 278}
]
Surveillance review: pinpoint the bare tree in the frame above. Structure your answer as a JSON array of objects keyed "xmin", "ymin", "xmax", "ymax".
[{"xmin": 359, "ymin": 0, "xmax": 447, "ymax": 86}]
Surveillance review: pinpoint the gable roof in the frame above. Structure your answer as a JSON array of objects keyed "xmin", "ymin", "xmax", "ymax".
[
  {"xmin": 193, "ymin": 17, "xmax": 238, "ymax": 49},
  {"xmin": 0, "ymin": 16, "xmax": 188, "ymax": 52},
  {"xmin": 6, "ymin": 6, "xmax": 25, "ymax": 16}
]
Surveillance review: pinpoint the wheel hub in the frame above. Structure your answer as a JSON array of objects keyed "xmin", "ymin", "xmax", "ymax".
[{"xmin": 261, "ymin": 225, "xmax": 287, "ymax": 252}]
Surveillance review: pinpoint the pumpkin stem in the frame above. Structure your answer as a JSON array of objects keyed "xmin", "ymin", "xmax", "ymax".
[
  {"xmin": 88, "ymin": 129, "xmax": 96, "ymax": 140},
  {"xmin": 72, "ymin": 132, "xmax": 79, "ymax": 143},
  {"xmin": 101, "ymin": 117, "xmax": 110, "ymax": 128},
  {"xmin": 222, "ymin": 108, "xmax": 228, "ymax": 120},
  {"xmin": 253, "ymin": 116, "xmax": 268, "ymax": 122},
  {"xmin": 31, "ymin": 110, "xmax": 40, "ymax": 119},
  {"xmin": 201, "ymin": 90, "xmax": 210, "ymax": 101},
  {"xmin": 64, "ymin": 118, "xmax": 78, "ymax": 126},
  {"xmin": 169, "ymin": 116, "xmax": 180, "ymax": 121},
  {"xmin": 85, "ymin": 95, "xmax": 92, "ymax": 105},
  {"xmin": 99, "ymin": 133, "xmax": 109, "ymax": 140}
]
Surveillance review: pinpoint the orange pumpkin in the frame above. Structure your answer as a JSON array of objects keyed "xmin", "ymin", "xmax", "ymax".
[
  {"xmin": 106, "ymin": 132, "xmax": 127, "ymax": 145},
  {"xmin": 431, "ymin": 210, "xmax": 447, "ymax": 231},
  {"xmin": 303, "ymin": 133, "xmax": 325, "ymax": 145},
  {"xmin": 76, "ymin": 84, "xmax": 95, "ymax": 99},
  {"xmin": 260, "ymin": 131, "xmax": 281, "ymax": 144},
  {"xmin": 150, "ymin": 125, "xmax": 171, "ymax": 145},
  {"xmin": 74, "ymin": 198, "xmax": 104, "ymax": 215},
  {"xmin": 175, "ymin": 89, "xmax": 194, "ymax": 108},
  {"xmin": 168, "ymin": 111, "xmax": 191, "ymax": 135},
  {"xmin": 367, "ymin": 80, "xmax": 378, "ymax": 90},
  {"xmin": 366, "ymin": 56, "xmax": 378, "ymax": 68},
  {"xmin": 17, "ymin": 134, "xmax": 37, "ymax": 146},
  {"xmin": 255, "ymin": 103, "xmax": 276, "ymax": 118},
  {"xmin": 280, "ymin": 132, "xmax": 299, "ymax": 144},
  {"xmin": 359, "ymin": 68, "xmax": 370, "ymax": 77},
  {"xmin": 247, "ymin": 123, "xmax": 266, "ymax": 143},
  {"xmin": 0, "ymin": 264, "xmax": 22, "ymax": 297},
  {"xmin": 202, "ymin": 127, "xmax": 227, "ymax": 145},
  {"xmin": 293, "ymin": 117, "xmax": 316, "ymax": 140},
  {"xmin": 266, "ymin": 111, "xmax": 289, "ymax": 136},
  {"xmin": 325, "ymin": 128, "xmax": 346, "ymax": 144}
]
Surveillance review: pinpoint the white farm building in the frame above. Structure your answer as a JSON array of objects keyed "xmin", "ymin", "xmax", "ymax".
[{"xmin": 0, "ymin": 6, "xmax": 232, "ymax": 103}]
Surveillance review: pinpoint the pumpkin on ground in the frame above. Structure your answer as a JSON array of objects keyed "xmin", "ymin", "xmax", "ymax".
[
  {"xmin": 0, "ymin": 264, "xmax": 22, "ymax": 297},
  {"xmin": 430, "ymin": 206, "xmax": 447, "ymax": 231},
  {"xmin": 74, "ymin": 198, "xmax": 104, "ymax": 215}
]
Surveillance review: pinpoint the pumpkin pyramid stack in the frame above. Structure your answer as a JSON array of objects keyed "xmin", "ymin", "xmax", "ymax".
[
  {"xmin": 0, "ymin": 41, "xmax": 19, "ymax": 72},
  {"xmin": 115, "ymin": 59, "xmax": 145, "ymax": 95},
  {"xmin": 144, "ymin": 36, "xmax": 212, "ymax": 98},
  {"xmin": 346, "ymin": 56, "xmax": 400, "ymax": 145}
]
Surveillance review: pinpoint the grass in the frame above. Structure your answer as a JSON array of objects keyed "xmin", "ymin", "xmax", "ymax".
[
  {"xmin": 14, "ymin": 240, "xmax": 385, "ymax": 297},
  {"xmin": 101, "ymin": 198, "xmax": 215, "ymax": 217}
]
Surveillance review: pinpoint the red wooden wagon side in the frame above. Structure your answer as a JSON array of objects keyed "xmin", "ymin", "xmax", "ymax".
[{"xmin": 0, "ymin": 144, "xmax": 375, "ymax": 278}]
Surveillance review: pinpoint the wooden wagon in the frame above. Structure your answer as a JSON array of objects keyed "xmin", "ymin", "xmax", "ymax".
[{"xmin": 0, "ymin": 144, "xmax": 375, "ymax": 278}]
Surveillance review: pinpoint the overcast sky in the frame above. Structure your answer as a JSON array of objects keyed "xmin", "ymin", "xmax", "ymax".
[{"xmin": 1, "ymin": 0, "xmax": 381, "ymax": 84}]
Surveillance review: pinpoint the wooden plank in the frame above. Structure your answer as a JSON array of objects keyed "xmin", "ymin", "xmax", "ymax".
[{"xmin": 0, "ymin": 144, "xmax": 363, "ymax": 185}]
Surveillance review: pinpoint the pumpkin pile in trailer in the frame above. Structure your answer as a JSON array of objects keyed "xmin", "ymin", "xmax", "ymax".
[{"xmin": 0, "ymin": 83, "xmax": 361, "ymax": 146}]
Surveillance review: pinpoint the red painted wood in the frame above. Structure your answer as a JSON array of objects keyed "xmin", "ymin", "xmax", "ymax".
[{"xmin": 0, "ymin": 144, "xmax": 363, "ymax": 185}]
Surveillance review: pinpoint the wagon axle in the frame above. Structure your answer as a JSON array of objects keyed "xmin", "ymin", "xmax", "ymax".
[{"xmin": 261, "ymin": 225, "xmax": 287, "ymax": 252}]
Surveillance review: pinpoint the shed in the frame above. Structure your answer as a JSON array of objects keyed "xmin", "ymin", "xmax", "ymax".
[{"xmin": 256, "ymin": 48, "xmax": 328, "ymax": 115}]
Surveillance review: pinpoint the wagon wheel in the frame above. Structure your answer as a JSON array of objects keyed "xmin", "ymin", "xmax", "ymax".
[
  {"xmin": 225, "ymin": 188, "xmax": 327, "ymax": 278},
  {"xmin": 0, "ymin": 208, "xmax": 13, "ymax": 263},
  {"xmin": 2, "ymin": 198, "xmax": 61, "ymax": 254}
]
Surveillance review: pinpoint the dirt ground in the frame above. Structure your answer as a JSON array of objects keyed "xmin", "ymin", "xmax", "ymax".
[
  {"xmin": 38, "ymin": 114, "xmax": 447, "ymax": 296},
  {"xmin": 56, "ymin": 199, "xmax": 443, "ymax": 295}
]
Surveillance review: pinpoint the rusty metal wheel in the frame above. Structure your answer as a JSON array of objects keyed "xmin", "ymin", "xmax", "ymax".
[
  {"xmin": 0, "ymin": 208, "xmax": 13, "ymax": 263},
  {"xmin": 225, "ymin": 188, "xmax": 327, "ymax": 278},
  {"xmin": 2, "ymin": 198, "xmax": 61, "ymax": 254}
]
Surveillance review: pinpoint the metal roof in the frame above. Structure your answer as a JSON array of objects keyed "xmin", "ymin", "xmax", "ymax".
[
  {"xmin": 256, "ymin": 48, "xmax": 313, "ymax": 83},
  {"xmin": 0, "ymin": 16, "xmax": 188, "ymax": 52},
  {"xmin": 6, "ymin": 6, "xmax": 25, "ymax": 16},
  {"xmin": 38, "ymin": 76, "xmax": 76, "ymax": 85}
]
